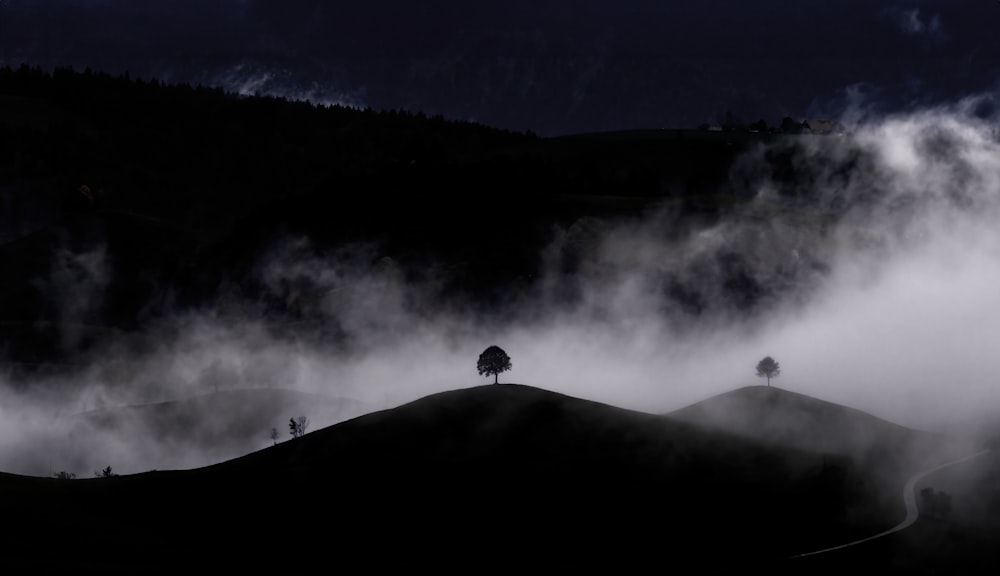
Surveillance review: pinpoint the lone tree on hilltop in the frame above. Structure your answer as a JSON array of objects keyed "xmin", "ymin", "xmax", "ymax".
[
  {"xmin": 756, "ymin": 356, "xmax": 781, "ymax": 387},
  {"xmin": 477, "ymin": 345, "xmax": 512, "ymax": 384}
]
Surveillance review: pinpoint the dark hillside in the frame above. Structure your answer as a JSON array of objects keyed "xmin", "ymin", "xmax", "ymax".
[
  {"xmin": 0, "ymin": 66, "xmax": 814, "ymax": 372},
  {"xmin": 3, "ymin": 384, "xmax": 889, "ymax": 572},
  {"xmin": 8, "ymin": 388, "xmax": 369, "ymax": 475},
  {"xmin": 669, "ymin": 386, "xmax": 975, "ymax": 470},
  {"xmin": 668, "ymin": 385, "xmax": 995, "ymax": 572}
]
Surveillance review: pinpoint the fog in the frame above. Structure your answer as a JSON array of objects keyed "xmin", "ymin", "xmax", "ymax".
[{"xmin": 3, "ymin": 101, "xmax": 1000, "ymax": 476}]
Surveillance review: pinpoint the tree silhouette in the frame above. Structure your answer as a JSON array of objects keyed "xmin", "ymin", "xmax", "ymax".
[
  {"xmin": 750, "ymin": 118, "xmax": 769, "ymax": 133},
  {"xmin": 269, "ymin": 427, "xmax": 280, "ymax": 445},
  {"xmin": 477, "ymin": 345, "xmax": 512, "ymax": 384},
  {"xmin": 756, "ymin": 356, "xmax": 780, "ymax": 387},
  {"xmin": 780, "ymin": 116, "xmax": 800, "ymax": 133},
  {"xmin": 289, "ymin": 416, "xmax": 309, "ymax": 439},
  {"xmin": 94, "ymin": 466, "xmax": 118, "ymax": 478}
]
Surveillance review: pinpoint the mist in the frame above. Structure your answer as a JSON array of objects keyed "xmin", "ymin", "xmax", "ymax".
[{"xmin": 4, "ymin": 100, "xmax": 1000, "ymax": 476}]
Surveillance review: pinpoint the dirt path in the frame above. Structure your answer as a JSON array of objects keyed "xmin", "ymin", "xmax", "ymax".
[{"xmin": 789, "ymin": 448, "xmax": 992, "ymax": 558}]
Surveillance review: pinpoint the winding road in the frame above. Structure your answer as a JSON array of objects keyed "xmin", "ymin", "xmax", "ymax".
[{"xmin": 789, "ymin": 448, "xmax": 992, "ymax": 558}]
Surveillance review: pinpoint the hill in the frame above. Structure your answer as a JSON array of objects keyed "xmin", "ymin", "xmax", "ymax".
[
  {"xmin": 668, "ymin": 386, "xmax": 975, "ymax": 473},
  {"xmin": 665, "ymin": 385, "xmax": 1000, "ymax": 574},
  {"xmin": 0, "ymin": 66, "xmax": 790, "ymax": 376},
  {"xmin": 3, "ymin": 383, "xmax": 895, "ymax": 572},
  {"xmin": 52, "ymin": 388, "xmax": 367, "ymax": 475}
]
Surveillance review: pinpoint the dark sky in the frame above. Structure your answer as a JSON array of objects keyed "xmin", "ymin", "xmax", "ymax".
[{"xmin": 2, "ymin": 0, "xmax": 1000, "ymax": 135}]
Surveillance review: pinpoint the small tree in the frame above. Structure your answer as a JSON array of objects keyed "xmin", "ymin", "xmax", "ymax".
[
  {"xmin": 94, "ymin": 466, "xmax": 117, "ymax": 478},
  {"xmin": 477, "ymin": 345, "xmax": 512, "ymax": 384},
  {"xmin": 53, "ymin": 471, "xmax": 76, "ymax": 480},
  {"xmin": 756, "ymin": 356, "xmax": 780, "ymax": 387},
  {"xmin": 269, "ymin": 427, "xmax": 280, "ymax": 445},
  {"xmin": 289, "ymin": 416, "xmax": 308, "ymax": 439}
]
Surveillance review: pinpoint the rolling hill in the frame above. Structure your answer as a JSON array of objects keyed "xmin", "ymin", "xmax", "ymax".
[
  {"xmin": 73, "ymin": 388, "xmax": 367, "ymax": 470},
  {"xmin": 8, "ymin": 388, "xmax": 368, "ymax": 477},
  {"xmin": 668, "ymin": 385, "xmax": 976, "ymax": 472},
  {"xmin": 3, "ymin": 383, "xmax": 908, "ymax": 572},
  {"xmin": 0, "ymin": 66, "xmax": 765, "ymax": 375},
  {"xmin": 667, "ymin": 386, "xmax": 1000, "ymax": 574}
]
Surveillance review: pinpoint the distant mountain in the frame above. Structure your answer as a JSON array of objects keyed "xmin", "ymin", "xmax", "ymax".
[
  {"xmin": 5, "ymin": 383, "xmax": 903, "ymax": 571},
  {"xmin": 0, "ymin": 68, "xmax": 803, "ymax": 373}
]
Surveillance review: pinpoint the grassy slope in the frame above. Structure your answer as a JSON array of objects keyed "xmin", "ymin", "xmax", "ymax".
[
  {"xmin": 3, "ymin": 384, "xmax": 892, "ymax": 572},
  {"xmin": 54, "ymin": 388, "xmax": 369, "ymax": 472},
  {"xmin": 668, "ymin": 385, "xmax": 975, "ymax": 470},
  {"xmin": 670, "ymin": 386, "xmax": 1000, "ymax": 574},
  {"xmin": 4, "ymin": 387, "xmax": 365, "ymax": 478}
]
